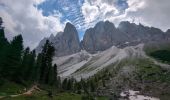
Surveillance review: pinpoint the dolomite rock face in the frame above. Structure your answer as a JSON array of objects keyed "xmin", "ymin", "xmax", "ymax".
[
  {"xmin": 82, "ymin": 21, "xmax": 128, "ymax": 53},
  {"xmin": 82, "ymin": 21, "xmax": 169, "ymax": 53},
  {"xmin": 118, "ymin": 21, "xmax": 165, "ymax": 43},
  {"xmin": 36, "ymin": 22, "xmax": 81, "ymax": 56}
]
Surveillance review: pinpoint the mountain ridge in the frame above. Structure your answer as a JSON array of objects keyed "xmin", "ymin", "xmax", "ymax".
[{"xmin": 36, "ymin": 21, "xmax": 170, "ymax": 57}]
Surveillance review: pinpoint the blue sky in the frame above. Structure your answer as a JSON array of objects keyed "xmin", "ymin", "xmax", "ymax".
[
  {"xmin": 1, "ymin": 0, "xmax": 170, "ymax": 49},
  {"xmin": 37, "ymin": 0, "xmax": 128, "ymax": 39},
  {"xmin": 38, "ymin": 0, "xmax": 86, "ymax": 39}
]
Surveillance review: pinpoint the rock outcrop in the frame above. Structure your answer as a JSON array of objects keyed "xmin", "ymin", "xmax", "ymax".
[
  {"xmin": 36, "ymin": 22, "xmax": 81, "ymax": 56},
  {"xmin": 118, "ymin": 21, "xmax": 165, "ymax": 42},
  {"xmin": 82, "ymin": 21, "xmax": 168, "ymax": 53},
  {"xmin": 82, "ymin": 21, "xmax": 128, "ymax": 53}
]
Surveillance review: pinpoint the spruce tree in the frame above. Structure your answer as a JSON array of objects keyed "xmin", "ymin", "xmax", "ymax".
[
  {"xmin": 81, "ymin": 78, "xmax": 89, "ymax": 94},
  {"xmin": 21, "ymin": 47, "xmax": 30, "ymax": 80},
  {"xmin": 26, "ymin": 50, "xmax": 36, "ymax": 80},
  {"xmin": 3, "ymin": 35, "xmax": 23, "ymax": 82},
  {"xmin": 39, "ymin": 40, "xmax": 55, "ymax": 84},
  {"xmin": 45, "ymin": 41, "xmax": 55, "ymax": 84},
  {"xmin": 90, "ymin": 79, "xmax": 95, "ymax": 92},
  {"xmin": 52, "ymin": 64, "xmax": 57, "ymax": 85},
  {"xmin": 57, "ymin": 76, "xmax": 62, "ymax": 90},
  {"xmin": 62, "ymin": 78, "xmax": 68, "ymax": 90},
  {"xmin": 39, "ymin": 40, "xmax": 48, "ymax": 83},
  {"xmin": 0, "ymin": 17, "xmax": 6, "ymax": 48},
  {"xmin": 0, "ymin": 17, "xmax": 9, "ymax": 77},
  {"xmin": 35, "ymin": 53, "xmax": 42, "ymax": 82},
  {"xmin": 67, "ymin": 79, "xmax": 72, "ymax": 90}
]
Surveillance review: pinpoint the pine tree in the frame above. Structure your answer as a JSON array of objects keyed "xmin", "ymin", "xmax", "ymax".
[
  {"xmin": 21, "ymin": 47, "xmax": 30, "ymax": 80},
  {"xmin": 90, "ymin": 79, "xmax": 95, "ymax": 92},
  {"xmin": 26, "ymin": 50, "xmax": 36, "ymax": 80},
  {"xmin": 2, "ymin": 35, "xmax": 24, "ymax": 82},
  {"xmin": 67, "ymin": 78, "xmax": 74, "ymax": 91},
  {"xmin": 35, "ymin": 53, "xmax": 42, "ymax": 82},
  {"xmin": 11, "ymin": 35, "xmax": 23, "ymax": 82},
  {"xmin": 74, "ymin": 81, "xmax": 82, "ymax": 94},
  {"xmin": 45, "ymin": 41, "xmax": 55, "ymax": 84},
  {"xmin": 0, "ymin": 19, "xmax": 5, "ymax": 48},
  {"xmin": 39, "ymin": 40, "xmax": 48, "ymax": 83},
  {"xmin": 57, "ymin": 76, "xmax": 62, "ymax": 90},
  {"xmin": 0, "ymin": 17, "xmax": 9, "ymax": 77},
  {"xmin": 52, "ymin": 64, "xmax": 57, "ymax": 85},
  {"xmin": 47, "ymin": 64, "xmax": 55, "ymax": 85},
  {"xmin": 39, "ymin": 40, "xmax": 55, "ymax": 84},
  {"xmin": 62, "ymin": 78, "xmax": 68, "ymax": 90},
  {"xmin": 81, "ymin": 78, "xmax": 89, "ymax": 94}
]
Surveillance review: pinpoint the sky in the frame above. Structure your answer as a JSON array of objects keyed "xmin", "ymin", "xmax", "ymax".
[{"xmin": 0, "ymin": 0, "xmax": 170, "ymax": 49}]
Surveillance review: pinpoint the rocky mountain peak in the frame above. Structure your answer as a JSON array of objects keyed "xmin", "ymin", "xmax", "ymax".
[
  {"xmin": 82, "ymin": 21, "xmax": 125, "ymax": 53},
  {"xmin": 64, "ymin": 22, "xmax": 76, "ymax": 32},
  {"xmin": 36, "ymin": 22, "xmax": 80, "ymax": 56},
  {"xmin": 63, "ymin": 22, "xmax": 80, "ymax": 42},
  {"xmin": 118, "ymin": 21, "xmax": 137, "ymax": 31},
  {"xmin": 49, "ymin": 34, "xmax": 55, "ymax": 40}
]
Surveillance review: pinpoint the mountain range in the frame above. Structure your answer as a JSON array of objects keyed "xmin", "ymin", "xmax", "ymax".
[
  {"xmin": 36, "ymin": 21, "xmax": 170, "ymax": 56},
  {"xmin": 36, "ymin": 21, "xmax": 170, "ymax": 80}
]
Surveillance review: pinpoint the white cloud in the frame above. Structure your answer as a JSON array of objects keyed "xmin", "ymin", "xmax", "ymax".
[
  {"xmin": 125, "ymin": 0, "xmax": 170, "ymax": 31},
  {"xmin": 0, "ymin": 0, "xmax": 64, "ymax": 49},
  {"xmin": 81, "ymin": 0, "xmax": 170, "ymax": 32},
  {"xmin": 82, "ymin": 2, "xmax": 99, "ymax": 23},
  {"xmin": 81, "ymin": 0, "xmax": 119, "ymax": 28},
  {"xmin": 126, "ymin": 0, "xmax": 145, "ymax": 12}
]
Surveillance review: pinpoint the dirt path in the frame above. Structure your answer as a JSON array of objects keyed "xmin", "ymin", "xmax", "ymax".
[
  {"xmin": 0, "ymin": 85, "xmax": 41, "ymax": 99},
  {"xmin": 23, "ymin": 85, "xmax": 41, "ymax": 95},
  {"xmin": 0, "ymin": 96, "xmax": 5, "ymax": 99}
]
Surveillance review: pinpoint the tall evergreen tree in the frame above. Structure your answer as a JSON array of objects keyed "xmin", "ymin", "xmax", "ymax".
[
  {"xmin": 90, "ymin": 79, "xmax": 95, "ymax": 92},
  {"xmin": 39, "ymin": 40, "xmax": 55, "ymax": 84},
  {"xmin": 21, "ymin": 47, "xmax": 30, "ymax": 80},
  {"xmin": 2, "ymin": 35, "xmax": 24, "ymax": 82},
  {"xmin": 57, "ymin": 76, "xmax": 62, "ymax": 90},
  {"xmin": 0, "ymin": 17, "xmax": 9, "ymax": 76},
  {"xmin": 35, "ymin": 53, "xmax": 42, "ymax": 82},
  {"xmin": 26, "ymin": 50, "xmax": 36, "ymax": 80},
  {"xmin": 80, "ymin": 78, "xmax": 89, "ymax": 94},
  {"xmin": 62, "ymin": 78, "xmax": 68, "ymax": 90},
  {"xmin": 0, "ymin": 17, "xmax": 5, "ymax": 47},
  {"xmin": 0, "ymin": 17, "xmax": 5, "ymax": 41},
  {"xmin": 67, "ymin": 79, "xmax": 72, "ymax": 90},
  {"xmin": 53, "ymin": 64, "xmax": 58, "ymax": 85}
]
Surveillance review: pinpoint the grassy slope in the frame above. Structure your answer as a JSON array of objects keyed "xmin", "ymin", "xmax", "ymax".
[
  {"xmin": 92, "ymin": 57, "xmax": 170, "ymax": 98},
  {"xmin": 0, "ymin": 80, "xmax": 107, "ymax": 100},
  {"xmin": 1, "ymin": 92, "xmax": 81, "ymax": 100},
  {"xmin": 1, "ymin": 92, "xmax": 107, "ymax": 100},
  {"xmin": 0, "ymin": 80, "xmax": 25, "ymax": 96},
  {"xmin": 150, "ymin": 50, "xmax": 170, "ymax": 64},
  {"xmin": 144, "ymin": 42, "xmax": 170, "ymax": 64}
]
